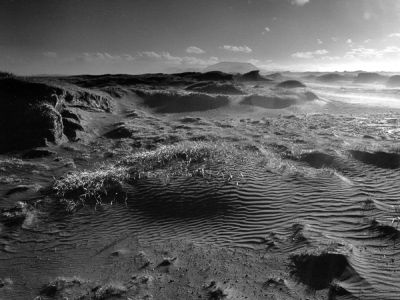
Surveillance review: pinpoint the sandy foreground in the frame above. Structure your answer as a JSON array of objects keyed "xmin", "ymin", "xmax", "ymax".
[{"xmin": 1, "ymin": 72, "xmax": 400, "ymax": 299}]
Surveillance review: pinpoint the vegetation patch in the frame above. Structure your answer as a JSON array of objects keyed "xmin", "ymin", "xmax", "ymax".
[{"xmin": 54, "ymin": 142, "xmax": 246, "ymax": 210}]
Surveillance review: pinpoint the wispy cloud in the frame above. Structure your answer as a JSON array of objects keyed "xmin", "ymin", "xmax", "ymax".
[
  {"xmin": 138, "ymin": 51, "xmax": 162, "ymax": 59},
  {"xmin": 220, "ymin": 45, "xmax": 252, "ymax": 53},
  {"xmin": 186, "ymin": 46, "xmax": 205, "ymax": 54},
  {"xmin": 388, "ymin": 33, "xmax": 400, "ymax": 38},
  {"xmin": 291, "ymin": 49, "xmax": 328, "ymax": 59},
  {"xmin": 77, "ymin": 52, "xmax": 123, "ymax": 62},
  {"xmin": 291, "ymin": 0, "xmax": 310, "ymax": 6},
  {"xmin": 344, "ymin": 46, "xmax": 400, "ymax": 60},
  {"xmin": 67, "ymin": 51, "xmax": 218, "ymax": 68},
  {"xmin": 265, "ymin": 27, "xmax": 271, "ymax": 32},
  {"xmin": 317, "ymin": 39, "xmax": 323, "ymax": 45},
  {"xmin": 138, "ymin": 51, "xmax": 218, "ymax": 66}
]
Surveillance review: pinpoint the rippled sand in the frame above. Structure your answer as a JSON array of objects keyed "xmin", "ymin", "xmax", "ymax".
[{"xmin": 1, "ymin": 75, "xmax": 400, "ymax": 299}]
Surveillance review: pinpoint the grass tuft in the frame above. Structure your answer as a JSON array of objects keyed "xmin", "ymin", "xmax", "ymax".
[
  {"xmin": 53, "ymin": 142, "xmax": 245, "ymax": 211},
  {"xmin": 53, "ymin": 165, "xmax": 129, "ymax": 211}
]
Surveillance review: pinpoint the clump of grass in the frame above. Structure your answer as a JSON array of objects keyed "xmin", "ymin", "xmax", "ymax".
[
  {"xmin": 53, "ymin": 165, "xmax": 129, "ymax": 211},
  {"xmin": 118, "ymin": 141, "xmax": 231, "ymax": 176},
  {"xmin": 54, "ymin": 142, "xmax": 245, "ymax": 211}
]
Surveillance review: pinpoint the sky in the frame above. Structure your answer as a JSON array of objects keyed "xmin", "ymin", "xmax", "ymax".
[{"xmin": 1, "ymin": 0, "xmax": 400, "ymax": 75}]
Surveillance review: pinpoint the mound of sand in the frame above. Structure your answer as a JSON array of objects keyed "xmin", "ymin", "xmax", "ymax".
[
  {"xmin": 135, "ymin": 89, "xmax": 230, "ymax": 113},
  {"xmin": 204, "ymin": 61, "xmax": 258, "ymax": 74},
  {"xmin": 185, "ymin": 81, "xmax": 244, "ymax": 95},
  {"xmin": 0, "ymin": 77, "xmax": 112, "ymax": 152},
  {"xmin": 266, "ymin": 72, "xmax": 283, "ymax": 80},
  {"xmin": 237, "ymin": 70, "xmax": 271, "ymax": 82},
  {"xmin": 241, "ymin": 88, "xmax": 318, "ymax": 109},
  {"xmin": 316, "ymin": 73, "xmax": 346, "ymax": 82},
  {"xmin": 386, "ymin": 75, "xmax": 400, "ymax": 87},
  {"xmin": 276, "ymin": 80, "xmax": 306, "ymax": 89},
  {"xmin": 354, "ymin": 72, "xmax": 387, "ymax": 84},
  {"xmin": 349, "ymin": 150, "xmax": 400, "ymax": 169},
  {"xmin": 297, "ymin": 152, "xmax": 337, "ymax": 169},
  {"xmin": 241, "ymin": 95, "xmax": 296, "ymax": 109}
]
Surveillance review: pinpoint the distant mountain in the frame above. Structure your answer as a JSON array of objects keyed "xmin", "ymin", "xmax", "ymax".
[{"xmin": 204, "ymin": 62, "xmax": 258, "ymax": 74}]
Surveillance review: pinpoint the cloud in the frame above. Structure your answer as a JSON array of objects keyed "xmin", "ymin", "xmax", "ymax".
[
  {"xmin": 186, "ymin": 46, "xmax": 205, "ymax": 54},
  {"xmin": 317, "ymin": 39, "xmax": 323, "ymax": 45},
  {"xmin": 344, "ymin": 46, "xmax": 400, "ymax": 60},
  {"xmin": 265, "ymin": 27, "xmax": 271, "ymax": 32},
  {"xmin": 388, "ymin": 33, "xmax": 400, "ymax": 38},
  {"xmin": 291, "ymin": 49, "xmax": 328, "ymax": 59},
  {"xmin": 220, "ymin": 45, "xmax": 252, "ymax": 53},
  {"xmin": 291, "ymin": 0, "xmax": 310, "ymax": 6},
  {"xmin": 43, "ymin": 51, "xmax": 57, "ymax": 58},
  {"xmin": 76, "ymin": 52, "xmax": 123, "ymax": 62},
  {"xmin": 346, "ymin": 39, "xmax": 353, "ymax": 44},
  {"xmin": 138, "ymin": 51, "xmax": 162, "ymax": 59},
  {"xmin": 138, "ymin": 51, "xmax": 218, "ymax": 66},
  {"xmin": 68, "ymin": 51, "xmax": 218, "ymax": 69}
]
